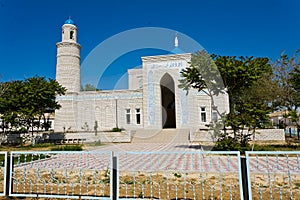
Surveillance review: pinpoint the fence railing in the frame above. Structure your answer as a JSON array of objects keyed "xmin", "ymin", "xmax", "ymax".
[
  {"xmin": 9, "ymin": 151, "xmax": 113, "ymax": 199},
  {"xmin": 116, "ymin": 151, "xmax": 243, "ymax": 199},
  {"xmin": 246, "ymin": 151, "xmax": 300, "ymax": 200},
  {"xmin": 1, "ymin": 150, "xmax": 300, "ymax": 199},
  {"xmin": 0, "ymin": 152, "xmax": 7, "ymax": 196}
]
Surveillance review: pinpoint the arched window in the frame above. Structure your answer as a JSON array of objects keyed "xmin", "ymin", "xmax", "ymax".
[{"xmin": 70, "ymin": 31, "xmax": 74, "ymax": 39}]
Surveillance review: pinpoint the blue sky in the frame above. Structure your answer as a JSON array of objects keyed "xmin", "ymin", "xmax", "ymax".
[{"xmin": 0, "ymin": 0, "xmax": 299, "ymax": 89}]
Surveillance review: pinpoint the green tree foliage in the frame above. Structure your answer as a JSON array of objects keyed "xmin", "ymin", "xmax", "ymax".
[
  {"xmin": 290, "ymin": 66, "xmax": 300, "ymax": 91},
  {"xmin": 180, "ymin": 51, "xmax": 274, "ymax": 148},
  {"xmin": 179, "ymin": 51, "xmax": 226, "ymax": 117},
  {"xmin": 289, "ymin": 66, "xmax": 300, "ymax": 128},
  {"xmin": 212, "ymin": 54, "xmax": 272, "ymax": 115},
  {"xmin": 81, "ymin": 83, "xmax": 100, "ymax": 91},
  {"xmin": 0, "ymin": 76, "xmax": 66, "ymax": 134},
  {"xmin": 0, "ymin": 80, "xmax": 24, "ymax": 131},
  {"xmin": 273, "ymin": 50, "xmax": 300, "ymax": 128}
]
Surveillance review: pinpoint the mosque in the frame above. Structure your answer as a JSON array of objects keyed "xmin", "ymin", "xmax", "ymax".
[{"xmin": 54, "ymin": 19, "xmax": 230, "ymax": 134}]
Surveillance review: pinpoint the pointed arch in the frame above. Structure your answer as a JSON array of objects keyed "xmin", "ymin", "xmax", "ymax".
[{"xmin": 160, "ymin": 73, "xmax": 176, "ymax": 128}]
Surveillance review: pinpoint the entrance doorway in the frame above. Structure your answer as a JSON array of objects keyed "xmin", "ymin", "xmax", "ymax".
[{"xmin": 160, "ymin": 73, "xmax": 176, "ymax": 128}]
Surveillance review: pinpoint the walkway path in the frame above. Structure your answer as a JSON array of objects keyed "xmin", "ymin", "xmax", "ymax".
[{"xmin": 131, "ymin": 128, "xmax": 190, "ymax": 143}]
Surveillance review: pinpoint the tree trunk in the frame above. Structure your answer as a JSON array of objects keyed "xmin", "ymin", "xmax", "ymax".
[{"xmin": 228, "ymin": 92, "xmax": 237, "ymax": 139}]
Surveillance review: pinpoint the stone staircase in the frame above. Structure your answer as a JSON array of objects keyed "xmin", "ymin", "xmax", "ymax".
[{"xmin": 131, "ymin": 129, "xmax": 190, "ymax": 143}]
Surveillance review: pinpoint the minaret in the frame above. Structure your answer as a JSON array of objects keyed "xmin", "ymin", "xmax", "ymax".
[{"xmin": 56, "ymin": 18, "xmax": 81, "ymax": 93}]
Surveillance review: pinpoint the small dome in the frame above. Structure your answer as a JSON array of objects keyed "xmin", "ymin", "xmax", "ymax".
[
  {"xmin": 65, "ymin": 18, "xmax": 75, "ymax": 25},
  {"xmin": 170, "ymin": 47, "xmax": 185, "ymax": 54}
]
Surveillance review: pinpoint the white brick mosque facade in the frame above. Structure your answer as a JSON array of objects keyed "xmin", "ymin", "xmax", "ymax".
[{"xmin": 54, "ymin": 19, "xmax": 230, "ymax": 133}]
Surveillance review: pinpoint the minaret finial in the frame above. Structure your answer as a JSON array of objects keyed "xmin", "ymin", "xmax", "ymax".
[{"xmin": 174, "ymin": 32, "xmax": 179, "ymax": 48}]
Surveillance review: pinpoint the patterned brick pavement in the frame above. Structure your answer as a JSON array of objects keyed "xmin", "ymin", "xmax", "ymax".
[
  {"xmin": 14, "ymin": 143, "xmax": 240, "ymax": 173},
  {"xmin": 13, "ymin": 142, "xmax": 300, "ymax": 174}
]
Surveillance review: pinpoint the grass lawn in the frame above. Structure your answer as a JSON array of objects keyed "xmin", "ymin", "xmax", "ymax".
[
  {"xmin": 250, "ymin": 136, "xmax": 300, "ymax": 151},
  {"xmin": 0, "ymin": 143, "xmax": 84, "ymax": 151}
]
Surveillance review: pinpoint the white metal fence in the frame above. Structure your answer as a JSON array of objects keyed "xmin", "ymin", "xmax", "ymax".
[
  {"xmin": 0, "ymin": 152, "xmax": 7, "ymax": 196},
  {"xmin": 9, "ymin": 151, "xmax": 113, "ymax": 199},
  {"xmin": 6, "ymin": 151, "xmax": 243, "ymax": 199},
  {"xmin": 246, "ymin": 151, "xmax": 300, "ymax": 200},
  {"xmin": 2, "ymin": 150, "xmax": 300, "ymax": 199},
  {"xmin": 116, "ymin": 151, "xmax": 243, "ymax": 199}
]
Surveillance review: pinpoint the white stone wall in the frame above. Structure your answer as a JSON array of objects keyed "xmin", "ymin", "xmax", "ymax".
[
  {"xmin": 212, "ymin": 92, "xmax": 230, "ymax": 115},
  {"xmin": 128, "ymin": 68, "xmax": 143, "ymax": 90},
  {"xmin": 55, "ymin": 90, "xmax": 143, "ymax": 132},
  {"xmin": 142, "ymin": 53, "xmax": 192, "ymax": 129},
  {"xmin": 190, "ymin": 130, "xmax": 215, "ymax": 142},
  {"xmin": 191, "ymin": 93, "xmax": 212, "ymax": 129},
  {"xmin": 190, "ymin": 129, "xmax": 285, "ymax": 142},
  {"xmin": 55, "ymin": 94, "xmax": 79, "ymax": 132},
  {"xmin": 253, "ymin": 129, "xmax": 285, "ymax": 141},
  {"xmin": 6, "ymin": 131, "xmax": 131, "ymax": 144},
  {"xmin": 51, "ymin": 132, "xmax": 131, "ymax": 143},
  {"xmin": 140, "ymin": 53, "xmax": 229, "ymax": 130}
]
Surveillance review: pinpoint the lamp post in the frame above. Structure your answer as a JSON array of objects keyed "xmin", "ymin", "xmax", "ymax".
[{"xmin": 115, "ymin": 97, "xmax": 118, "ymax": 128}]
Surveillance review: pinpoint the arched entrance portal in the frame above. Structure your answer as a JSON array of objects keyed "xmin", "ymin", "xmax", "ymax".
[{"xmin": 160, "ymin": 73, "xmax": 176, "ymax": 128}]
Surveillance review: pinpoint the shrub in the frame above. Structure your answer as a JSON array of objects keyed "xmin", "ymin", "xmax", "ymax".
[
  {"xmin": 14, "ymin": 154, "xmax": 51, "ymax": 164},
  {"xmin": 112, "ymin": 127, "xmax": 123, "ymax": 132},
  {"xmin": 31, "ymin": 143, "xmax": 53, "ymax": 148},
  {"xmin": 51, "ymin": 145, "xmax": 83, "ymax": 151},
  {"xmin": 213, "ymin": 134, "xmax": 250, "ymax": 154}
]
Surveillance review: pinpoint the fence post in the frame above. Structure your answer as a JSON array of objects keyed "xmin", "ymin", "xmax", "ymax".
[
  {"xmin": 240, "ymin": 156, "xmax": 249, "ymax": 200},
  {"xmin": 5, "ymin": 153, "xmax": 12, "ymax": 197},
  {"xmin": 112, "ymin": 156, "xmax": 117, "ymax": 200}
]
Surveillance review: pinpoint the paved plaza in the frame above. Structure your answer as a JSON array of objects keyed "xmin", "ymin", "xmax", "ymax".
[
  {"xmin": 92, "ymin": 142, "xmax": 203, "ymax": 153},
  {"xmin": 12, "ymin": 140, "xmax": 300, "ymax": 174}
]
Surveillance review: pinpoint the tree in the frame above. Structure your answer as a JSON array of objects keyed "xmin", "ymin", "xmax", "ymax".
[
  {"xmin": 212, "ymin": 54, "xmax": 271, "ymax": 114},
  {"xmin": 233, "ymin": 74, "xmax": 275, "ymax": 149},
  {"xmin": 0, "ymin": 76, "xmax": 66, "ymax": 135},
  {"xmin": 179, "ymin": 51, "xmax": 228, "ymax": 145},
  {"xmin": 273, "ymin": 50, "xmax": 300, "ymax": 129},
  {"xmin": 0, "ymin": 80, "xmax": 24, "ymax": 132},
  {"xmin": 81, "ymin": 83, "xmax": 100, "ymax": 91},
  {"xmin": 22, "ymin": 76, "xmax": 66, "ymax": 133},
  {"xmin": 290, "ymin": 66, "xmax": 300, "ymax": 91},
  {"xmin": 179, "ymin": 50, "xmax": 226, "ymax": 117},
  {"xmin": 289, "ymin": 66, "xmax": 300, "ymax": 129},
  {"xmin": 180, "ymin": 51, "xmax": 273, "ymax": 145}
]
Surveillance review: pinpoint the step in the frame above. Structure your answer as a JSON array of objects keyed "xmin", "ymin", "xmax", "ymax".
[{"xmin": 131, "ymin": 129, "xmax": 190, "ymax": 143}]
